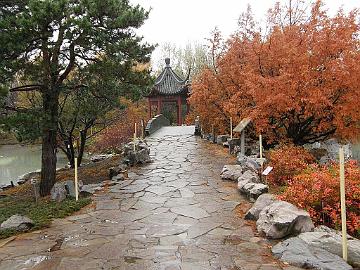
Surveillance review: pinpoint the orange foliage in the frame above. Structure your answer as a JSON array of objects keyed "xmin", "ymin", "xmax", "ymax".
[
  {"xmin": 280, "ymin": 161, "xmax": 360, "ymax": 237},
  {"xmin": 92, "ymin": 98, "xmax": 148, "ymax": 153},
  {"xmin": 189, "ymin": 1, "xmax": 360, "ymax": 144},
  {"xmin": 267, "ymin": 145, "xmax": 315, "ymax": 186}
]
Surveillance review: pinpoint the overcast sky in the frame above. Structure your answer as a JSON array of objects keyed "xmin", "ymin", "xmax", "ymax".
[{"xmin": 130, "ymin": 0, "xmax": 359, "ymax": 63}]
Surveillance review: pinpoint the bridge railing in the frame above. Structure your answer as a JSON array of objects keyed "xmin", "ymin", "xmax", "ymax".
[{"xmin": 145, "ymin": 114, "xmax": 170, "ymax": 136}]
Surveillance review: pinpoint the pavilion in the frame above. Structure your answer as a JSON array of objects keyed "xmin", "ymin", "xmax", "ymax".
[{"xmin": 146, "ymin": 58, "xmax": 190, "ymax": 125}]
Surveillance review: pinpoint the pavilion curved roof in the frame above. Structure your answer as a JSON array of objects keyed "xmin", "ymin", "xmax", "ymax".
[{"xmin": 147, "ymin": 58, "xmax": 190, "ymax": 97}]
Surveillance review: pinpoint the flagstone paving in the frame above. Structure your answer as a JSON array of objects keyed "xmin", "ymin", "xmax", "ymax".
[{"xmin": 0, "ymin": 126, "xmax": 301, "ymax": 270}]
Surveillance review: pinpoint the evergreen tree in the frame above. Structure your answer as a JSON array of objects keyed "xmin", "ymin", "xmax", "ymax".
[{"xmin": 0, "ymin": 0, "xmax": 154, "ymax": 195}]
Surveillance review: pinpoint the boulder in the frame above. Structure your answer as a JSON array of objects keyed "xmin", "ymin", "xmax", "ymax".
[
  {"xmin": 272, "ymin": 237, "xmax": 352, "ymax": 270},
  {"xmin": 298, "ymin": 225, "xmax": 360, "ymax": 267},
  {"xmin": 112, "ymin": 173, "xmax": 126, "ymax": 181},
  {"xmin": 109, "ymin": 163, "xmax": 128, "ymax": 179},
  {"xmin": 50, "ymin": 182, "xmax": 67, "ymax": 202},
  {"xmin": 242, "ymin": 183, "xmax": 269, "ymax": 202},
  {"xmin": 1, "ymin": 215, "xmax": 34, "ymax": 231},
  {"xmin": 80, "ymin": 183, "xmax": 103, "ymax": 194},
  {"xmin": 220, "ymin": 165, "xmax": 243, "ymax": 181},
  {"xmin": 257, "ymin": 201, "xmax": 314, "ymax": 239},
  {"xmin": 90, "ymin": 154, "xmax": 113, "ymax": 163},
  {"xmin": 123, "ymin": 140, "xmax": 151, "ymax": 166},
  {"xmin": 64, "ymin": 180, "xmax": 76, "ymax": 197},
  {"xmin": 245, "ymin": 194, "xmax": 276, "ymax": 220},
  {"xmin": 237, "ymin": 153, "xmax": 262, "ymax": 171},
  {"xmin": 237, "ymin": 170, "xmax": 259, "ymax": 183},
  {"xmin": 217, "ymin": 135, "xmax": 229, "ymax": 145}
]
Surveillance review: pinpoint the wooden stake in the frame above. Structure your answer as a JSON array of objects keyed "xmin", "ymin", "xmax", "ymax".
[
  {"xmin": 230, "ymin": 117, "xmax": 233, "ymax": 139},
  {"xmin": 141, "ymin": 120, "xmax": 144, "ymax": 139},
  {"xmin": 74, "ymin": 157, "xmax": 79, "ymax": 201},
  {"xmin": 339, "ymin": 146, "xmax": 348, "ymax": 261},
  {"xmin": 259, "ymin": 134, "xmax": 263, "ymax": 158},
  {"xmin": 240, "ymin": 131, "xmax": 245, "ymax": 154}
]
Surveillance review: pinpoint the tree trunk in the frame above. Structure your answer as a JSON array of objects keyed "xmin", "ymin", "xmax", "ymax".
[
  {"xmin": 77, "ymin": 129, "xmax": 88, "ymax": 166},
  {"xmin": 40, "ymin": 90, "xmax": 60, "ymax": 196}
]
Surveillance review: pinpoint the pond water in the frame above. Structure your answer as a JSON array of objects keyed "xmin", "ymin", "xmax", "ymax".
[{"xmin": 0, "ymin": 144, "xmax": 68, "ymax": 186}]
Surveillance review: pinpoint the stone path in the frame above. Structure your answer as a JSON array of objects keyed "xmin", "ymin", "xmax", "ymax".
[{"xmin": 0, "ymin": 126, "xmax": 301, "ymax": 270}]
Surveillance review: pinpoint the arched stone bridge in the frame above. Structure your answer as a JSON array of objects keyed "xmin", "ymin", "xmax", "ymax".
[{"xmin": 0, "ymin": 126, "xmax": 300, "ymax": 270}]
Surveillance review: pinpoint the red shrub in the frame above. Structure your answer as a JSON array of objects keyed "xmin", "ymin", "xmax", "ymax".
[
  {"xmin": 92, "ymin": 99, "xmax": 148, "ymax": 153},
  {"xmin": 267, "ymin": 145, "xmax": 315, "ymax": 186},
  {"xmin": 280, "ymin": 161, "xmax": 360, "ymax": 237}
]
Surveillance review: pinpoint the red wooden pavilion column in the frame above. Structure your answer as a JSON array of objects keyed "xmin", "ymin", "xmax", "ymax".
[
  {"xmin": 177, "ymin": 95, "xmax": 182, "ymax": 125},
  {"xmin": 157, "ymin": 98, "xmax": 161, "ymax": 115},
  {"xmin": 148, "ymin": 99, "xmax": 152, "ymax": 119}
]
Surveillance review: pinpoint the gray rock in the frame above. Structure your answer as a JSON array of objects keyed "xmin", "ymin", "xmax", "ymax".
[
  {"xmin": 50, "ymin": 182, "xmax": 67, "ymax": 202},
  {"xmin": 237, "ymin": 179, "xmax": 253, "ymax": 191},
  {"xmin": 298, "ymin": 225, "xmax": 360, "ymax": 267},
  {"xmin": 64, "ymin": 180, "xmax": 76, "ymax": 197},
  {"xmin": 1, "ymin": 215, "xmax": 34, "ymax": 231},
  {"xmin": 272, "ymin": 237, "xmax": 352, "ymax": 270},
  {"xmin": 90, "ymin": 154, "xmax": 113, "ymax": 162},
  {"xmin": 220, "ymin": 165, "xmax": 243, "ymax": 181},
  {"xmin": 241, "ymin": 183, "xmax": 269, "ymax": 202},
  {"xmin": 123, "ymin": 140, "xmax": 151, "ymax": 166},
  {"xmin": 237, "ymin": 170, "xmax": 259, "ymax": 183},
  {"xmin": 245, "ymin": 194, "xmax": 276, "ymax": 220},
  {"xmin": 257, "ymin": 201, "xmax": 314, "ymax": 239},
  {"xmin": 237, "ymin": 153, "xmax": 262, "ymax": 171},
  {"xmin": 112, "ymin": 173, "xmax": 126, "ymax": 181},
  {"xmin": 109, "ymin": 164, "xmax": 128, "ymax": 179},
  {"xmin": 80, "ymin": 184, "xmax": 103, "ymax": 194},
  {"xmin": 217, "ymin": 135, "xmax": 229, "ymax": 145}
]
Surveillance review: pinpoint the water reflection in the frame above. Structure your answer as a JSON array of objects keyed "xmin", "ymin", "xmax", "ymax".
[{"xmin": 0, "ymin": 145, "xmax": 68, "ymax": 185}]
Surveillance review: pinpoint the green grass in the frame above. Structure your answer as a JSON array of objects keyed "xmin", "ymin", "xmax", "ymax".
[{"xmin": 0, "ymin": 196, "xmax": 91, "ymax": 239}]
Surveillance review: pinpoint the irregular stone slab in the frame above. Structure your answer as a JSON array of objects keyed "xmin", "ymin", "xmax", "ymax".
[
  {"xmin": 180, "ymin": 188, "xmax": 195, "ymax": 198},
  {"xmin": 171, "ymin": 205, "xmax": 210, "ymax": 219},
  {"xmin": 1, "ymin": 215, "xmax": 34, "ymax": 231},
  {"xmin": 245, "ymin": 194, "xmax": 276, "ymax": 220},
  {"xmin": 220, "ymin": 165, "xmax": 243, "ymax": 181},
  {"xmin": 272, "ymin": 237, "xmax": 352, "ymax": 270},
  {"xmin": 187, "ymin": 222, "xmax": 222, "ymax": 239},
  {"xmin": 298, "ymin": 225, "xmax": 360, "ymax": 267},
  {"xmin": 146, "ymin": 224, "xmax": 189, "ymax": 237},
  {"xmin": 257, "ymin": 201, "xmax": 314, "ymax": 239},
  {"xmin": 146, "ymin": 185, "xmax": 176, "ymax": 196}
]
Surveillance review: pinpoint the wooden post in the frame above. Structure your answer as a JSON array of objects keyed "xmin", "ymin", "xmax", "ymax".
[
  {"xmin": 74, "ymin": 157, "xmax": 79, "ymax": 201},
  {"xmin": 241, "ymin": 130, "xmax": 245, "ymax": 154},
  {"xmin": 133, "ymin": 123, "xmax": 137, "ymax": 152},
  {"xmin": 230, "ymin": 117, "xmax": 233, "ymax": 139},
  {"xmin": 212, "ymin": 124, "xmax": 215, "ymax": 143},
  {"xmin": 339, "ymin": 146, "xmax": 348, "ymax": 261},
  {"xmin": 259, "ymin": 134, "xmax": 263, "ymax": 158},
  {"xmin": 141, "ymin": 120, "xmax": 144, "ymax": 139}
]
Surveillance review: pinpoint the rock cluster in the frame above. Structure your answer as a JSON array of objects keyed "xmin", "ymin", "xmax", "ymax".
[
  {"xmin": 244, "ymin": 194, "xmax": 360, "ymax": 269},
  {"xmin": 123, "ymin": 140, "xmax": 151, "ymax": 166},
  {"xmin": 50, "ymin": 180, "xmax": 79, "ymax": 202},
  {"xmin": 272, "ymin": 237, "xmax": 352, "ymax": 270}
]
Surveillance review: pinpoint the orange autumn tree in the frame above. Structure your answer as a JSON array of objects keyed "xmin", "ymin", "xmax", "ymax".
[{"xmin": 189, "ymin": 1, "xmax": 360, "ymax": 145}]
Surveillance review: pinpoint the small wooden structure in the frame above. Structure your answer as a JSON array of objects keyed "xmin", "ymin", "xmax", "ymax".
[{"xmin": 146, "ymin": 58, "xmax": 190, "ymax": 125}]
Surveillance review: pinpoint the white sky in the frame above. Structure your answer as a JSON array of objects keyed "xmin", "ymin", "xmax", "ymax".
[{"xmin": 130, "ymin": 0, "xmax": 360, "ymax": 63}]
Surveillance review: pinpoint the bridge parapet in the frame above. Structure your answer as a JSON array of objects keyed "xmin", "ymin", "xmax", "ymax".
[{"xmin": 145, "ymin": 114, "xmax": 170, "ymax": 136}]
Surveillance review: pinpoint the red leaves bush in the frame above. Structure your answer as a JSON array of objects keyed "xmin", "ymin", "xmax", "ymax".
[
  {"xmin": 92, "ymin": 99, "xmax": 148, "ymax": 153},
  {"xmin": 280, "ymin": 161, "xmax": 360, "ymax": 237},
  {"xmin": 267, "ymin": 145, "xmax": 315, "ymax": 186}
]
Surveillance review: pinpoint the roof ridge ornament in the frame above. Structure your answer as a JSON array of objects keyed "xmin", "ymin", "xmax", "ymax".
[{"xmin": 165, "ymin": 58, "xmax": 170, "ymax": 67}]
